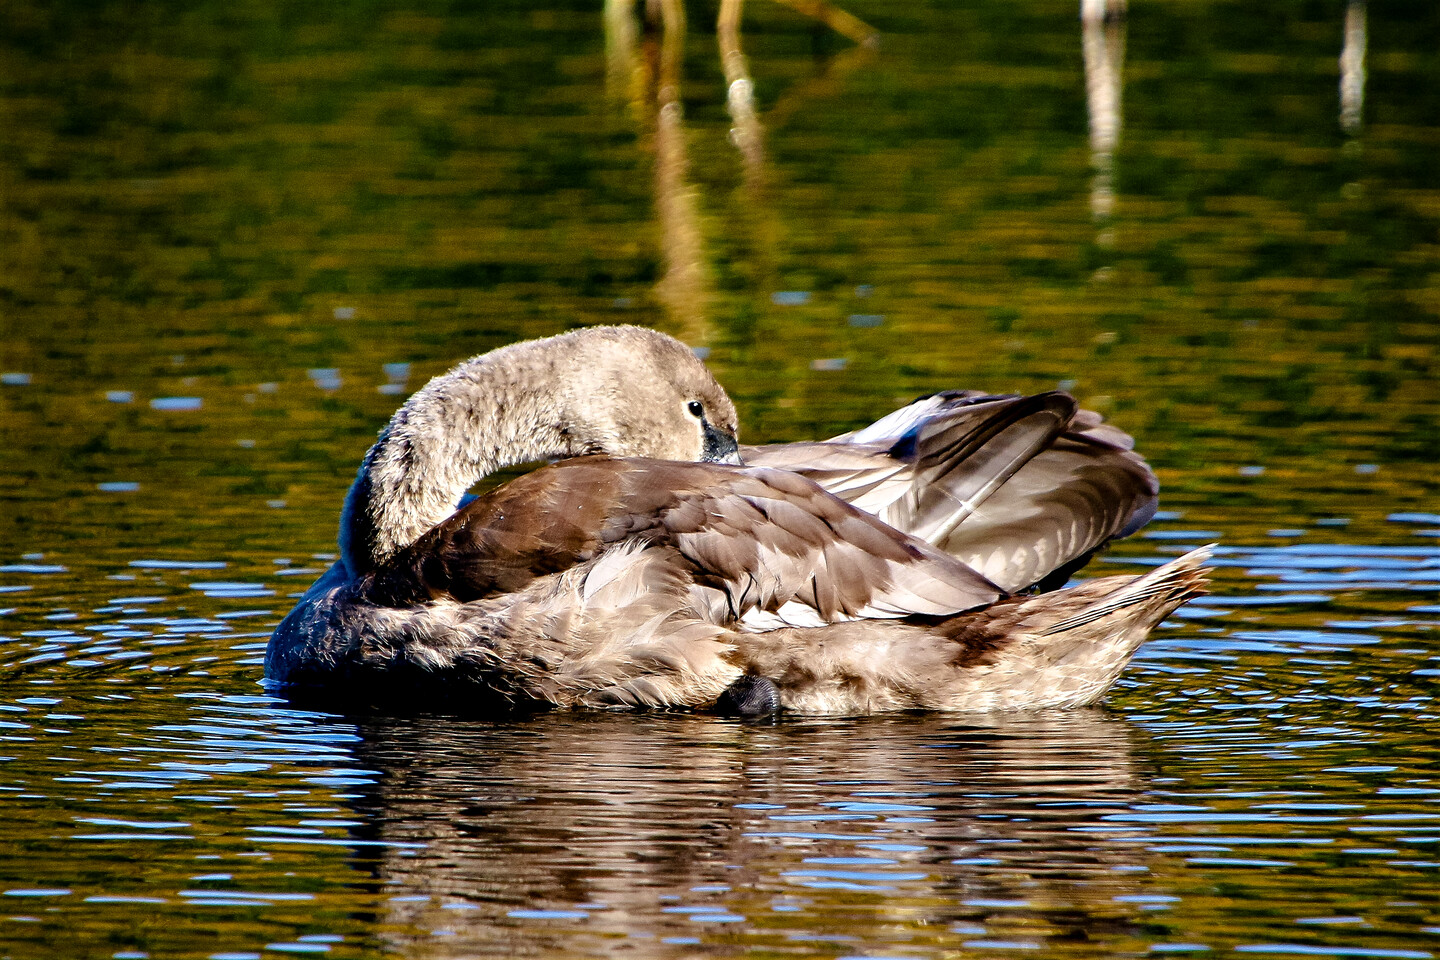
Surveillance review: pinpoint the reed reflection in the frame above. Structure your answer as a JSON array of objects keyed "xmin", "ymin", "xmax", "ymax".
[
  {"xmin": 603, "ymin": 0, "xmax": 641, "ymax": 106},
  {"xmin": 342, "ymin": 711, "xmax": 1159, "ymax": 955},
  {"xmin": 1082, "ymin": 0, "xmax": 1126, "ymax": 233},
  {"xmin": 719, "ymin": 0, "xmax": 879, "ymax": 187},
  {"xmin": 1340, "ymin": 0, "xmax": 1366, "ymax": 135},
  {"xmin": 605, "ymin": 0, "xmax": 878, "ymax": 346},
  {"xmin": 603, "ymin": 0, "xmax": 709, "ymax": 343},
  {"xmin": 719, "ymin": 0, "xmax": 765, "ymax": 181}
]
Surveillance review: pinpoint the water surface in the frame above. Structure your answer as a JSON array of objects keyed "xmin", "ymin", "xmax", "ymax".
[{"xmin": 1, "ymin": 1, "xmax": 1437, "ymax": 957}]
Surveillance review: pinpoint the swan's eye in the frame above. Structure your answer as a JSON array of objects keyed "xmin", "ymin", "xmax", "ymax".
[{"xmin": 686, "ymin": 400, "xmax": 704, "ymax": 419}]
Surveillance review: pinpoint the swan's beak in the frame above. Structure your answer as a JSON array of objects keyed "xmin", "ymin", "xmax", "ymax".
[{"xmin": 703, "ymin": 425, "xmax": 742, "ymax": 465}]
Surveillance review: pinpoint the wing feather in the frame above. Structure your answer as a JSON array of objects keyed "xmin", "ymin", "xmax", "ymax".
[
  {"xmin": 744, "ymin": 390, "xmax": 1158, "ymax": 593},
  {"xmin": 366, "ymin": 457, "xmax": 1004, "ymax": 626}
]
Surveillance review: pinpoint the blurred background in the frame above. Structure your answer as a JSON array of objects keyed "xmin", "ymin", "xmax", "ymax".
[
  {"xmin": 2, "ymin": 0, "xmax": 1435, "ymax": 558},
  {"xmin": 0, "ymin": 1, "xmax": 1437, "ymax": 958}
]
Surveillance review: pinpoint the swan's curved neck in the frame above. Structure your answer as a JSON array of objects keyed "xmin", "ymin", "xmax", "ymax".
[{"xmin": 338, "ymin": 345, "xmax": 575, "ymax": 574}]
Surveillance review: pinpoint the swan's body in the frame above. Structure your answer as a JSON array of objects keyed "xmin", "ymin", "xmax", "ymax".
[{"xmin": 265, "ymin": 326, "xmax": 1206, "ymax": 715}]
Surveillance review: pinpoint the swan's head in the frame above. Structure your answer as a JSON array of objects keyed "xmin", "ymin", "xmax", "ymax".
[
  {"xmin": 340, "ymin": 325, "xmax": 741, "ymax": 576},
  {"xmin": 554, "ymin": 326, "xmax": 740, "ymax": 464}
]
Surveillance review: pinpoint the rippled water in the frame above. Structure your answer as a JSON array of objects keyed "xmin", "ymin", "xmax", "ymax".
[
  {"xmin": 2, "ymin": 0, "xmax": 1438, "ymax": 957},
  {"xmin": 0, "ymin": 539, "xmax": 1436, "ymax": 959}
]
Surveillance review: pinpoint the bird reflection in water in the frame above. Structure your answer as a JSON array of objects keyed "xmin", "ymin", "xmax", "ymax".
[{"xmin": 338, "ymin": 710, "xmax": 1159, "ymax": 955}]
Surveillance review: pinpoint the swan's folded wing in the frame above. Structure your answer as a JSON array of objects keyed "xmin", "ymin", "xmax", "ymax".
[
  {"xmin": 745, "ymin": 392, "xmax": 1073, "ymax": 533},
  {"xmin": 735, "ymin": 394, "xmax": 1006, "ymax": 504},
  {"xmin": 935, "ymin": 432, "xmax": 1157, "ymax": 592},
  {"xmin": 745, "ymin": 391, "xmax": 1158, "ymax": 593},
  {"xmin": 364, "ymin": 457, "xmax": 630, "ymax": 605},
  {"xmin": 365, "ymin": 457, "xmax": 1004, "ymax": 624},
  {"xmin": 653, "ymin": 464, "xmax": 1004, "ymax": 624}
]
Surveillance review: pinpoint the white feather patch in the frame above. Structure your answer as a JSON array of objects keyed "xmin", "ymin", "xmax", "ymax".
[{"xmin": 740, "ymin": 601, "xmax": 843, "ymax": 633}]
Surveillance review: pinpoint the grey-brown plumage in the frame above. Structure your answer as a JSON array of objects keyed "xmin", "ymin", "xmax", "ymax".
[
  {"xmin": 744, "ymin": 390, "xmax": 1158, "ymax": 593},
  {"xmin": 265, "ymin": 325, "xmax": 1206, "ymax": 715},
  {"xmin": 338, "ymin": 325, "xmax": 739, "ymax": 574}
]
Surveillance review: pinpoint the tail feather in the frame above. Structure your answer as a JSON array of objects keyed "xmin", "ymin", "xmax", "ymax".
[
  {"xmin": 1039, "ymin": 545, "xmax": 1212, "ymax": 637},
  {"xmin": 735, "ymin": 546, "xmax": 1214, "ymax": 715}
]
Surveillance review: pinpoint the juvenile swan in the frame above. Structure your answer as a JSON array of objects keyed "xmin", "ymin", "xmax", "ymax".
[{"xmin": 265, "ymin": 325, "xmax": 1208, "ymax": 714}]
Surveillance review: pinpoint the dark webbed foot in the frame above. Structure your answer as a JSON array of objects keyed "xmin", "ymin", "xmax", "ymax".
[{"xmin": 716, "ymin": 675, "xmax": 781, "ymax": 718}]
